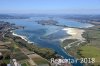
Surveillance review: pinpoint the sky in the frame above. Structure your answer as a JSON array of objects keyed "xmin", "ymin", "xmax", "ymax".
[{"xmin": 0, "ymin": 0, "xmax": 100, "ymax": 14}]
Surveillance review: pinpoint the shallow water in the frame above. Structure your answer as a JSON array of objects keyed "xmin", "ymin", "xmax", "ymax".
[{"xmin": 0, "ymin": 17, "xmax": 93, "ymax": 66}]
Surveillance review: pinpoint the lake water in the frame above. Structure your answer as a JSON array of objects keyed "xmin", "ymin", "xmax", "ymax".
[{"xmin": 0, "ymin": 16, "xmax": 93, "ymax": 66}]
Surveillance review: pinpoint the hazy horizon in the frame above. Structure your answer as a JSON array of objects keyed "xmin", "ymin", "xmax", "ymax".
[{"xmin": 0, "ymin": 0, "xmax": 100, "ymax": 14}]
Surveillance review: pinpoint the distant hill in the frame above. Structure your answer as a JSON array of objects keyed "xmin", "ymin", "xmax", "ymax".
[{"xmin": 0, "ymin": 14, "xmax": 29, "ymax": 19}]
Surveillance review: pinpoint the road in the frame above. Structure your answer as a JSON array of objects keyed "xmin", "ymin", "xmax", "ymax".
[{"xmin": 64, "ymin": 40, "xmax": 85, "ymax": 49}]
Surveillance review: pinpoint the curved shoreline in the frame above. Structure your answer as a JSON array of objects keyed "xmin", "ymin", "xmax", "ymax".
[
  {"xmin": 59, "ymin": 27, "xmax": 85, "ymax": 42},
  {"xmin": 11, "ymin": 24, "xmax": 94, "ymax": 66},
  {"xmin": 12, "ymin": 32, "xmax": 34, "ymax": 44}
]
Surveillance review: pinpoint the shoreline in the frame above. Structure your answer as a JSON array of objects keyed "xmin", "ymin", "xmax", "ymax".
[
  {"xmin": 59, "ymin": 19, "xmax": 94, "ymax": 42},
  {"xmin": 60, "ymin": 24, "xmax": 95, "ymax": 61},
  {"xmin": 12, "ymin": 31, "xmax": 34, "ymax": 44},
  {"xmin": 65, "ymin": 19, "xmax": 94, "ymax": 28},
  {"xmin": 60, "ymin": 27, "xmax": 85, "ymax": 42}
]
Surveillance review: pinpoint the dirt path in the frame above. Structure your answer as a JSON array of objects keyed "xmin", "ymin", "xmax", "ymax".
[{"xmin": 64, "ymin": 40, "xmax": 85, "ymax": 49}]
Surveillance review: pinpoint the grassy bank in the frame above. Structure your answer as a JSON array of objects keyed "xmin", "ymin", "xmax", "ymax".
[
  {"xmin": 77, "ymin": 45, "xmax": 100, "ymax": 66},
  {"xmin": 3, "ymin": 31, "xmax": 59, "ymax": 66},
  {"xmin": 62, "ymin": 24, "xmax": 100, "ymax": 66},
  {"xmin": 78, "ymin": 25, "xmax": 100, "ymax": 66}
]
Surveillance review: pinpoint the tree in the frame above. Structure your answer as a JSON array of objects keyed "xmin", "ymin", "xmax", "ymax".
[{"xmin": 0, "ymin": 63, "xmax": 7, "ymax": 66}]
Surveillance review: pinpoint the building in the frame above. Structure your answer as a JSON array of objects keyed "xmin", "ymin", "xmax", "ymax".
[{"xmin": 10, "ymin": 59, "xmax": 21, "ymax": 66}]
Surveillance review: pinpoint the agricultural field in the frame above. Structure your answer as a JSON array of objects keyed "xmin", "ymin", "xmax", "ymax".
[
  {"xmin": 78, "ymin": 25, "xmax": 100, "ymax": 66},
  {"xmin": 78, "ymin": 45, "xmax": 100, "ymax": 66}
]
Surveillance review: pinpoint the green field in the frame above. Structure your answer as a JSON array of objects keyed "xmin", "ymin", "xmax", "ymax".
[
  {"xmin": 21, "ymin": 62, "xmax": 30, "ymax": 66},
  {"xmin": 78, "ymin": 25, "xmax": 100, "ymax": 66},
  {"xmin": 32, "ymin": 56, "xmax": 49, "ymax": 65},
  {"xmin": 62, "ymin": 25, "xmax": 100, "ymax": 66},
  {"xmin": 21, "ymin": 63, "xmax": 27, "ymax": 66},
  {"xmin": 83, "ymin": 25, "xmax": 100, "ymax": 47},
  {"xmin": 78, "ymin": 45, "xmax": 100, "ymax": 65}
]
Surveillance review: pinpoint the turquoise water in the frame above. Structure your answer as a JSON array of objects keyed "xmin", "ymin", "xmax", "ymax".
[{"xmin": 0, "ymin": 17, "xmax": 93, "ymax": 66}]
